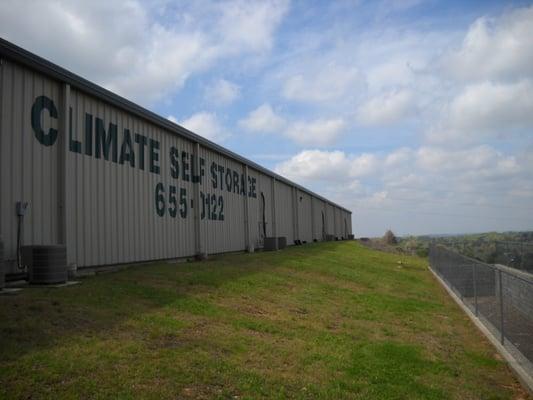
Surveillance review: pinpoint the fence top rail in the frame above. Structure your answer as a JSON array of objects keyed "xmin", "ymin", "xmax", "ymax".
[
  {"xmin": 432, "ymin": 244, "xmax": 494, "ymax": 267},
  {"xmin": 495, "ymin": 264, "xmax": 533, "ymax": 284},
  {"xmin": 431, "ymin": 244, "xmax": 533, "ymax": 285}
]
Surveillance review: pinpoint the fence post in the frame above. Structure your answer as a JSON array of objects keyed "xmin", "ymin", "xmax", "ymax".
[
  {"xmin": 472, "ymin": 263, "xmax": 478, "ymax": 317},
  {"xmin": 520, "ymin": 242, "xmax": 525, "ymax": 271},
  {"xmin": 498, "ymin": 269, "xmax": 504, "ymax": 345}
]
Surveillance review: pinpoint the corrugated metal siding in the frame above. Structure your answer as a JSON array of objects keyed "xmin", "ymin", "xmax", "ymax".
[
  {"xmin": 1, "ymin": 56, "xmax": 352, "ymax": 270},
  {"xmin": 274, "ymin": 181, "xmax": 294, "ymax": 244},
  {"xmin": 343, "ymin": 211, "xmax": 348, "ymax": 238},
  {"xmin": 1, "ymin": 39, "xmax": 352, "ymax": 213},
  {"xmin": 331, "ymin": 206, "xmax": 338, "ymax": 236},
  {"xmin": 0, "ymin": 60, "xmax": 61, "ymax": 273},
  {"xmin": 200, "ymin": 146, "xmax": 246, "ymax": 254},
  {"xmin": 325, "ymin": 203, "xmax": 334, "ymax": 235},
  {"xmin": 67, "ymin": 88, "xmax": 199, "ymax": 267},
  {"xmin": 297, "ymin": 191, "xmax": 312, "ymax": 243},
  {"xmin": 313, "ymin": 199, "xmax": 325, "ymax": 240},
  {"xmin": 252, "ymin": 170, "xmax": 273, "ymax": 248},
  {"xmin": 335, "ymin": 207, "xmax": 343, "ymax": 238},
  {"xmin": 343, "ymin": 211, "xmax": 351, "ymax": 238}
]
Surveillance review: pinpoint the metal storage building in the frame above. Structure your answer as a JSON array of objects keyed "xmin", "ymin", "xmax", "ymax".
[{"xmin": 0, "ymin": 38, "xmax": 352, "ymax": 275}]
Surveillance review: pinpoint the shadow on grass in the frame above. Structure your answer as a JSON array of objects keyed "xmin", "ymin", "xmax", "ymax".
[{"xmin": 0, "ymin": 241, "xmax": 347, "ymax": 361}]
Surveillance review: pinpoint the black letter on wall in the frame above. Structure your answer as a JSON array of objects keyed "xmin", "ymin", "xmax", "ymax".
[
  {"xmin": 31, "ymin": 95, "xmax": 58, "ymax": 146},
  {"xmin": 95, "ymin": 118, "xmax": 118, "ymax": 162},
  {"xmin": 149, "ymin": 139, "xmax": 160, "ymax": 174},
  {"xmin": 119, "ymin": 129, "xmax": 135, "ymax": 167}
]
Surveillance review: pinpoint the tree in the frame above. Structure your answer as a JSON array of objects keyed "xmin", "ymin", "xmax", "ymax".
[{"xmin": 383, "ymin": 230, "xmax": 397, "ymax": 245}]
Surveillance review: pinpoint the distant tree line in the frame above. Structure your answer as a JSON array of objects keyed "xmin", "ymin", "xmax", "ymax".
[{"xmin": 397, "ymin": 231, "xmax": 533, "ymax": 272}]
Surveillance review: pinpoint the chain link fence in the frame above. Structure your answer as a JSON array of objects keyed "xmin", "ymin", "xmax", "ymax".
[
  {"xmin": 429, "ymin": 244, "xmax": 533, "ymax": 376},
  {"xmin": 426, "ymin": 239, "xmax": 533, "ymax": 271},
  {"xmin": 494, "ymin": 241, "xmax": 533, "ymax": 272}
]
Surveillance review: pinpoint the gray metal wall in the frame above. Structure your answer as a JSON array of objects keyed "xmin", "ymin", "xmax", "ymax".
[
  {"xmin": 0, "ymin": 60, "xmax": 62, "ymax": 270},
  {"xmin": 273, "ymin": 181, "xmax": 294, "ymax": 244},
  {"xmin": 326, "ymin": 203, "xmax": 335, "ymax": 235},
  {"xmin": 335, "ymin": 207, "xmax": 342, "ymax": 238},
  {"xmin": 312, "ymin": 198, "xmax": 326, "ymax": 240},
  {"xmin": 297, "ymin": 190, "xmax": 312, "ymax": 243},
  {"xmin": 250, "ymin": 170, "xmax": 274, "ymax": 249},
  {"xmin": 0, "ymin": 54, "xmax": 352, "ymax": 273}
]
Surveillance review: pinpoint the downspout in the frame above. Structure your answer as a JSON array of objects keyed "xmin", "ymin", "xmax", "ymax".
[{"xmin": 58, "ymin": 83, "xmax": 70, "ymax": 246}]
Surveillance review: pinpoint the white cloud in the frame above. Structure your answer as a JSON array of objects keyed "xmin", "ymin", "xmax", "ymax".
[
  {"xmin": 350, "ymin": 154, "xmax": 380, "ymax": 178},
  {"xmin": 0, "ymin": 0, "xmax": 289, "ymax": 105},
  {"xmin": 275, "ymin": 149, "xmax": 379, "ymax": 183},
  {"xmin": 177, "ymin": 112, "xmax": 228, "ymax": 142},
  {"xmin": 357, "ymin": 28, "xmax": 450, "ymax": 93},
  {"xmin": 205, "ymin": 79, "xmax": 240, "ymax": 106},
  {"xmin": 442, "ymin": 6, "xmax": 533, "ymax": 82},
  {"xmin": 384, "ymin": 147, "xmax": 413, "ymax": 167},
  {"xmin": 421, "ymin": 7, "xmax": 533, "ymax": 145},
  {"xmin": 449, "ymin": 80, "xmax": 533, "ymax": 131},
  {"xmin": 357, "ymin": 89, "xmax": 415, "ymax": 126},
  {"xmin": 214, "ymin": 0, "xmax": 290, "ymax": 54},
  {"xmin": 107, "ymin": 27, "xmax": 212, "ymax": 105},
  {"xmin": 275, "ymin": 150, "xmax": 352, "ymax": 182},
  {"xmin": 285, "ymin": 118, "xmax": 346, "ymax": 146},
  {"xmin": 415, "ymin": 145, "xmax": 513, "ymax": 175},
  {"xmin": 413, "ymin": 146, "xmax": 524, "ymax": 191},
  {"xmin": 275, "ymin": 145, "xmax": 524, "ymax": 192},
  {"xmin": 239, "ymin": 105, "xmax": 345, "ymax": 146},
  {"xmin": 281, "ymin": 63, "xmax": 363, "ymax": 103},
  {"xmin": 428, "ymin": 80, "xmax": 533, "ymax": 143},
  {"xmin": 442, "ymin": 7, "xmax": 533, "ymax": 80},
  {"xmin": 238, "ymin": 103, "xmax": 286, "ymax": 133},
  {"xmin": 366, "ymin": 60, "xmax": 415, "ymax": 92},
  {"xmin": 275, "ymin": 144, "xmax": 532, "ymax": 236}
]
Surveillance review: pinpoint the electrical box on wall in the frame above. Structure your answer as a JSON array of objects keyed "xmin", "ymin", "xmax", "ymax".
[{"xmin": 16, "ymin": 201, "xmax": 28, "ymax": 216}]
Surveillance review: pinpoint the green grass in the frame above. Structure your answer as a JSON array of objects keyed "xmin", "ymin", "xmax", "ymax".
[{"xmin": 0, "ymin": 242, "xmax": 529, "ymax": 399}]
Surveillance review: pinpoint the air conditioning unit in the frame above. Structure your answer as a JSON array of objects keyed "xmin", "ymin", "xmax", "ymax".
[
  {"xmin": 22, "ymin": 245, "xmax": 67, "ymax": 284},
  {"xmin": 263, "ymin": 237, "xmax": 278, "ymax": 251}
]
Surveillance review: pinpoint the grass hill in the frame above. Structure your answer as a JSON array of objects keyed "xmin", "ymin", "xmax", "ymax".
[{"xmin": 0, "ymin": 242, "xmax": 529, "ymax": 399}]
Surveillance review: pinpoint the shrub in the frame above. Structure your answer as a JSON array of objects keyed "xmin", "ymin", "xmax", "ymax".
[{"xmin": 383, "ymin": 230, "xmax": 398, "ymax": 245}]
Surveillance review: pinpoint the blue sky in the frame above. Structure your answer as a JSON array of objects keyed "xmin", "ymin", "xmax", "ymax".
[{"xmin": 1, "ymin": 0, "xmax": 532, "ymax": 236}]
